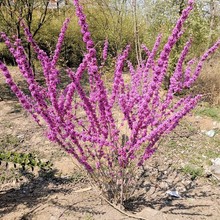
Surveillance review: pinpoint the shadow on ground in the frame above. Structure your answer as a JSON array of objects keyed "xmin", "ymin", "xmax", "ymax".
[
  {"xmin": 123, "ymin": 163, "xmax": 215, "ymax": 218},
  {"xmin": 0, "ymin": 83, "xmax": 18, "ymax": 101},
  {"xmin": 0, "ymin": 168, "xmax": 103, "ymax": 219}
]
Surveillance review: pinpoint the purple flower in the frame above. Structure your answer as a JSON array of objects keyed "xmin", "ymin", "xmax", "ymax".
[{"xmin": 0, "ymin": 0, "xmax": 219, "ymax": 177}]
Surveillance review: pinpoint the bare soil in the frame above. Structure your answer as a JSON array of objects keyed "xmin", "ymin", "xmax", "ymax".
[{"xmin": 0, "ymin": 74, "xmax": 220, "ymax": 220}]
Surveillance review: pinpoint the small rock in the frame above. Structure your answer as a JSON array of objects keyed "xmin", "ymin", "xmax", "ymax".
[
  {"xmin": 166, "ymin": 190, "xmax": 181, "ymax": 198},
  {"xmin": 205, "ymin": 130, "xmax": 216, "ymax": 137},
  {"xmin": 214, "ymin": 168, "xmax": 220, "ymax": 175},
  {"xmin": 210, "ymin": 166, "xmax": 220, "ymax": 175},
  {"xmin": 17, "ymin": 134, "xmax": 25, "ymax": 139},
  {"xmin": 209, "ymin": 158, "xmax": 220, "ymax": 176},
  {"xmin": 212, "ymin": 158, "xmax": 220, "ymax": 166}
]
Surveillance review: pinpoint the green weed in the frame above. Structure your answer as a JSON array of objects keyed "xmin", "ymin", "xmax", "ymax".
[
  {"xmin": 204, "ymin": 150, "xmax": 220, "ymax": 159},
  {"xmin": 181, "ymin": 164, "xmax": 204, "ymax": 180},
  {"xmin": 195, "ymin": 106, "xmax": 220, "ymax": 121},
  {"xmin": 10, "ymin": 103, "xmax": 22, "ymax": 113},
  {"xmin": 0, "ymin": 134, "xmax": 20, "ymax": 148},
  {"xmin": 69, "ymin": 171, "xmax": 85, "ymax": 184},
  {"xmin": 0, "ymin": 151, "xmax": 52, "ymax": 171}
]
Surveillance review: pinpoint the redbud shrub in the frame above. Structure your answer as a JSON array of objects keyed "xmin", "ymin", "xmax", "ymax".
[{"xmin": 0, "ymin": 0, "xmax": 219, "ymax": 205}]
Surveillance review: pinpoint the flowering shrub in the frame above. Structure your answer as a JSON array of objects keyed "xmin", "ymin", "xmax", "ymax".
[{"xmin": 0, "ymin": 0, "xmax": 220, "ymax": 205}]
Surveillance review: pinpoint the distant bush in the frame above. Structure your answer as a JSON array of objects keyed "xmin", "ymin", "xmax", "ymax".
[
  {"xmin": 193, "ymin": 54, "xmax": 220, "ymax": 106},
  {"xmin": 0, "ymin": 43, "xmax": 15, "ymax": 65}
]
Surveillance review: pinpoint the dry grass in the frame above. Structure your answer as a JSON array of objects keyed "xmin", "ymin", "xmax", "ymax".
[{"xmin": 193, "ymin": 54, "xmax": 220, "ymax": 106}]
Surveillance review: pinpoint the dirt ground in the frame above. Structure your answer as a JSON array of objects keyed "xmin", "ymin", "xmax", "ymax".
[{"xmin": 0, "ymin": 74, "xmax": 220, "ymax": 220}]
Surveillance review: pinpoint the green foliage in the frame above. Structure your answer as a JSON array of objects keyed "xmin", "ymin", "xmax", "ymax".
[
  {"xmin": 205, "ymin": 150, "xmax": 220, "ymax": 162},
  {"xmin": 68, "ymin": 171, "xmax": 86, "ymax": 184},
  {"xmin": 0, "ymin": 0, "xmax": 219, "ymax": 69},
  {"xmin": 0, "ymin": 134, "xmax": 20, "ymax": 147},
  {"xmin": 0, "ymin": 43, "xmax": 15, "ymax": 65},
  {"xmin": 36, "ymin": 10, "xmax": 84, "ymax": 67},
  {"xmin": 195, "ymin": 106, "xmax": 220, "ymax": 121},
  {"xmin": 0, "ymin": 151, "xmax": 52, "ymax": 171},
  {"xmin": 181, "ymin": 164, "xmax": 204, "ymax": 180}
]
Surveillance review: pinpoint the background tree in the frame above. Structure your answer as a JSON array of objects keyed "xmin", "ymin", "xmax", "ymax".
[
  {"xmin": 0, "ymin": 0, "xmax": 51, "ymax": 68},
  {"xmin": 1, "ymin": 0, "xmax": 220, "ymax": 67}
]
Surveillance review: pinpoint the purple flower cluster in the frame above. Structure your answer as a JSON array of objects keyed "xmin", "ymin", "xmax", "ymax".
[{"xmin": 0, "ymin": 0, "xmax": 219, "ymax": 177}]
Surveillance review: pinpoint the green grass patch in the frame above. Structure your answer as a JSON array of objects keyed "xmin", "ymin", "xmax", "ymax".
[
  {"xmin": 181, "ymin": 164, "xmax": 204, "ymax": 180},
  {"xmin": 195, "ymin": 106, "xmax": 220, "ymax": 121},
  {"xmin": 0, "ymin": 134, "xmax": 20, "ymax": 148},
  {"xmin": 204, "ymin": 149, "xmax": 220, "ymax": 160}
]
